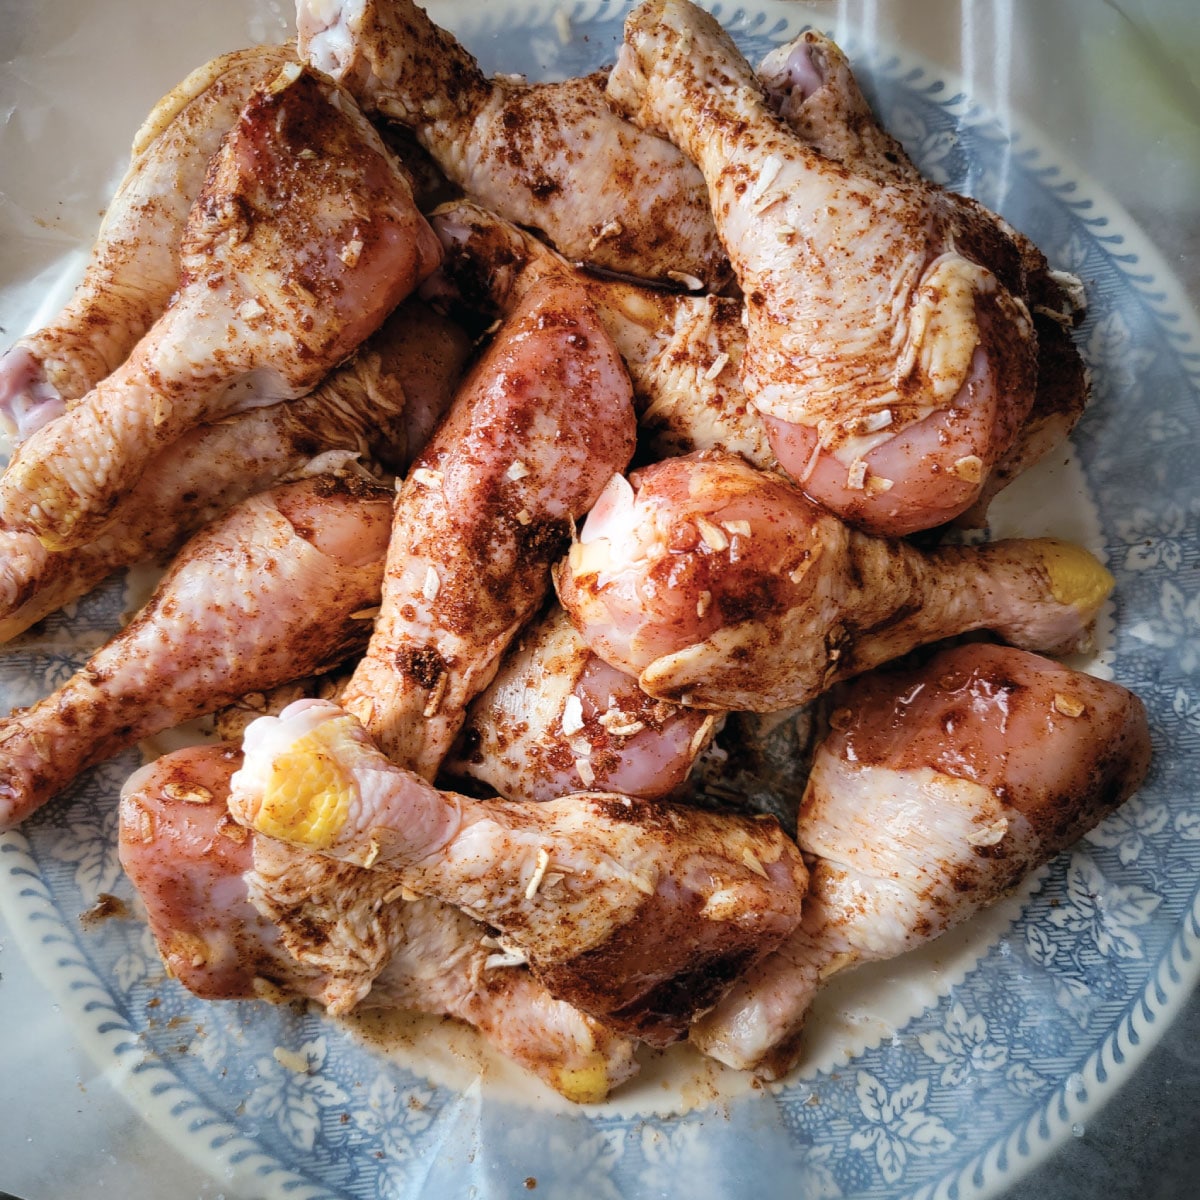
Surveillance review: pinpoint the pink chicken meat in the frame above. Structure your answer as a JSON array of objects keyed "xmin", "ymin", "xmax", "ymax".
[
  {"xmin": 691, "ymin": 643, "xmax": 1152, "ymax": 1075},
  {"xmin": 340, "ymin": 277, "xmax": 637, "ymax": 776},
  {"xmin": 607, "ymin": 0, "xmax": 1039, "ymax": 535},
  {"xmin": 0, "ymin": 63, "xmax": 441, "ymax": 549},
  {"xmin": 297, "ymin": 0, "xmax": 728, "ymax": 287},
  {"xmin": 556, "ymin": 452, "xmax": 1115, "ymax": 711},
  {"xmin": 228, "ymin": 698, "xmax": 807, "ymax": 1045},
  {"xmin": 0, "ymin": 45, "xmax": 296, "ymax": 441},
  {"xmin": 0, "ymin": 475, "xmax": 392, "ymax": 830},
  {"xmin": 0, "ymin": 300, "xmax": 469, "ymax": 645},
  {"xmin": 119, "ymin": 744, "xmax": 639, "ymax": 1103}
]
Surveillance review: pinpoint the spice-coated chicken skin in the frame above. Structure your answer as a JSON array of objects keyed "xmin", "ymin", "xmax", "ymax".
[
  {"xmin": 119, "ymin": 743, "xmax": 639, "ymax": 1103},
  {"xmin": 691, "ymin": 643, "xmax": 1152, "ymax": 1075},
  {"xmin": 0, "ymin": 63, "xmax": 441, "ymax": 548}
]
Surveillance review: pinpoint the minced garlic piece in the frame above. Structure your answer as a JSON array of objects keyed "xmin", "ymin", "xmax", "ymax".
[
  {"xmin": 704, "ymin": 352, "xmax": 730, "ymax": 381},
  {"xmin": 575, "ymin": 757, "xmax": 596, "ymax": 787},
  {"xmin": 741, "ymin": 847, "xmax": 769, "ymax": 879},
  {"xmin": 410, "ymin": 467, "xmax": 443, "ymax": 489},
  {"xmin": 953, "ymin": 455, "xmax": 985, "ymax": 483},
  {"xmin": 525, "ymin": 847, "xmax": 553, "ymax": 900},
  {"xmin": 1053, "ymin": 693, "xmax": 1086, "ymax": 718},
  {"xmin": 272, "ymin": 1045, "xmax": 313, "ymax": 1074},
  {"xmin": 162, "ymin": 782, "xmax": 213, "ymax": 805},
  {"xmin": 695, "ymin": 516, "xmax": 729, "ymax": 552},
  {"xmin": 967, "ymin": 816, "xmax": 1009, "ymax": 847},
  {"xmin": 846, "ymin": 458, "xmax": 868, "ymax": 490},
  {"xmin": 422, "ymin": 567, "xmax": 440, "ymax": 601},
  {"xmin": 505, "ymin": 459, "xmax": 531, "ymax": 481},
  {"xmin": 561, "ymin": 694, "xmax": 585, "ymax": 736}
]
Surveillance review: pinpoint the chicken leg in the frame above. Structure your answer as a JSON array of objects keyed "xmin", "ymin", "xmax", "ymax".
[
  {"xmin": 0, "ymin": 300, "xmax": 469, "ymax": 644},
  {"xmin": 340, "ymin": 277, "xmax": 636, "ymax": 776},
  {"xmin": 0, "ymin": 474, "xmax": 392, "ymax": 830},
  {"xmin": 757, "ymin": 29, "xmax": 1089, "ymax": 528},
  {"xmin": 555, "ymin": 452, "xmax": 1114, "ymax": 710},
  {"xmin": 297, "ymin": 0, "xmax": 728, "ymax": 287},
  {"xmin": 119, "ymin": 743, "xmax": 639, "ymax": 1103},
  {"xmin": 0, "ymin": 63, "xmax": 441, "ymax": 549},
  {"xmin": 690, "ymin": 643, "xmax": 1151, "ymax": 1075},
  {"xmin": 0, "ymin": 45, "xmax": 296, "ymax": 442},
  {"xmin": 607, "ymin": 0, "xmax": 1038, "ymax": 535},
  {"xmin": 228, "ymin": 698, "xmax": 808, "ymax": 1044},
  {"xmin": 446, "ymin": 605, "xmax": 715, "ymax": 803}
]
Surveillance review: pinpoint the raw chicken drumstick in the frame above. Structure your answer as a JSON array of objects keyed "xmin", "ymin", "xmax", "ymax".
[
  {"xmin": 0, "ymin": 63, "xmax": 442, "ymax": 549},
  {"xmin": 432, "ymin": 197, "xmax": 1076, "ymax": 526},
  {"xmin": 120, "ymin": 745, "xmax": 639, "ymax": 1103},
  {"xmin": 758, "ymin": 29, "xmax": 1089, "ymax": 528},
  {"xmin": 340, "ymin": 277, "xmax": 636, "ymax": 776},
  {"xmin": 296, "ymin": 0, "xmax": 729, "ymax": 287},
  {"xmin": 607, "ymin": 0, "xmax": 1039, "ymax": 535},
  {"xmin": 229, "ymin": 698, "xmax": 808, "ymax": 1045},
  {"xmin": 0, "ymin": 475, "xmax": 392, "ymax": 831},
  {"xmin": 691, "ymin": 643, "xmax": 1152, "ymax": 1075},
  {"xmin": 0, "ymin": 300, "xmax": 470, "ymax": 644},
  {"xmin": 0, "ymin": 44, "xmax": 295, "ymax": 442},
  {"xmin": 429, "ymin": 200, "xmax": 773, "ymax": 469},
  {"xmin": 446, "ymin": 605, "xmax": 716, "ymax": 803},
  {"xmin": 555, "ymin": 452, "xmax": 1114, "ymax": 711}
]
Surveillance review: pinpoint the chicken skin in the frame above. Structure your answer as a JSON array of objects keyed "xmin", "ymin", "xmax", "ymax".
[
  {"xmin": 119, "ymin": 744, "xmax": 639, "ymax": 1103},
  {"xmin": 431, "ymin": 196, "xmax": 1078, "ymax": 527},
  {"xmin": 0, "ymin": 475, "xmax": 392, "ymax": 830},
  {"xmin": 691, "ymin": 643, "xmax": 1151, "ymax": 1076},
  {"xmin": 297, "ymin": 0, "xmax": 728, "ymax": 287},
  {"xmin": 447, "ymin": 606, "xmax": 716, "ymax": 803},
  {"xmin": 341, "ymin": 278, "xmax": 636, "ymax": 776},
  {"xmin": 0, "ymin": 300, "xmax": 469, "ymax": 644},
  {"xmin": 555, "ymin": 453, "xmax": 1113, "ymax": 711},
  {"xmin": 228, "ymin": 698, "xmax": 807, "ymax": 1045},
  {"xmin": 608, "ymin": 0, "xmax": 1038, "ymax": 535},
  {"xmin": 0, "ymin": 45, "xmax": 296, "ymax": 442},
  {"xmin": 758, "ymin": 29, "xmax": 1089, "ymax": 529},
  {"xmin": 0, "ymin": 63, "xmax": 441, "ymax": 549},
  {"xmin": 429, "ymin": 200, "xmax": 773, "ymax": 469}
]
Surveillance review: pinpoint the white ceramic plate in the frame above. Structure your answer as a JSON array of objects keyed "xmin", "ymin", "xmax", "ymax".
[{"xmin": 2, "ymin": 3, "xmax": 1199, "ymax": 1198}]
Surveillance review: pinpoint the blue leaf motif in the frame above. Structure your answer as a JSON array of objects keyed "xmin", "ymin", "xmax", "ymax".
[
  {"xmin": 247, "ymin": 1038, "xmax": 349, "ymax": 1153},
  {"xmin": 52, "ymin": 806, "xmax": 121, "ymax": 902},
  {"xmin": 1025, "ymin": 923, "xmax": 1058, "ymax": 967},
  {"xmin": 1175, "ymin": 811, "xmax": 1200, "ymax": 841},
  {"xmin": 1005, "ymin": 1062, "xmax": 1052, "ymax": 1097},
  {"xmin": 113, "ymin": 950, "xmax": 148, "ymax": 992},
  {"xmin": 856, "ymin": 1071, "xmax": 890, "ymax": 1123},
  {"xmin": 849, "ymin": 1071, "xmax": 954, "ymax": 1186},
  {"xmin": 1054, "ymin": 975, "xmax": 1100, "ymax": 1029},
  {"xmin": 1048, "ymin": 852, "xmax": 1162, "ymax": 959},
  {"xmin": 875, "ymin": 1135, "xmax": 908, "ymax": 1185},
  {"xmin": 918, "ymin": 1002, "xmax": 1008, "ymax": 1085}
]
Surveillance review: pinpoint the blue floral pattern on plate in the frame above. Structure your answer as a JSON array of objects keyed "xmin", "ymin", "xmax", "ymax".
[{"xmin": 2, "ymin": 3, "xmax": 1198, "ymax": 1197}]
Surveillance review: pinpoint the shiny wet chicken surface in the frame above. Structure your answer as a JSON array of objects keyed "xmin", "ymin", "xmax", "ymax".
[
  {"xmin": 0, "ymin": 44, "xmax": 296, "ymax": 442},
  {"xmin": 0, "ymin": 475, "xmax": 392, "ymax": 830},
  {"xmin": 0, "ymin": 63, "xmax": 440, "ymax": 549},
  {"xmin": 298, "ymin": 0, "xmax": 729, "ymax": 287},
  {"xmin": 120, "ymin": 743, "xmax": 639, "ymax": 1103},
  {"xmin": 229, "ymin": 698, "xmax": 807, "ymax": 1045},
  {"xmin": 691, "ymin": 643, "xmax": 1151, "ymax": 1075},
  {"xmin": 608, "ymin": 0, "xmax": 1039, "ymax": 535},
  {"xmin": 556, "ymin": 452, "xmax": 1114, "ymax": 710}
]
